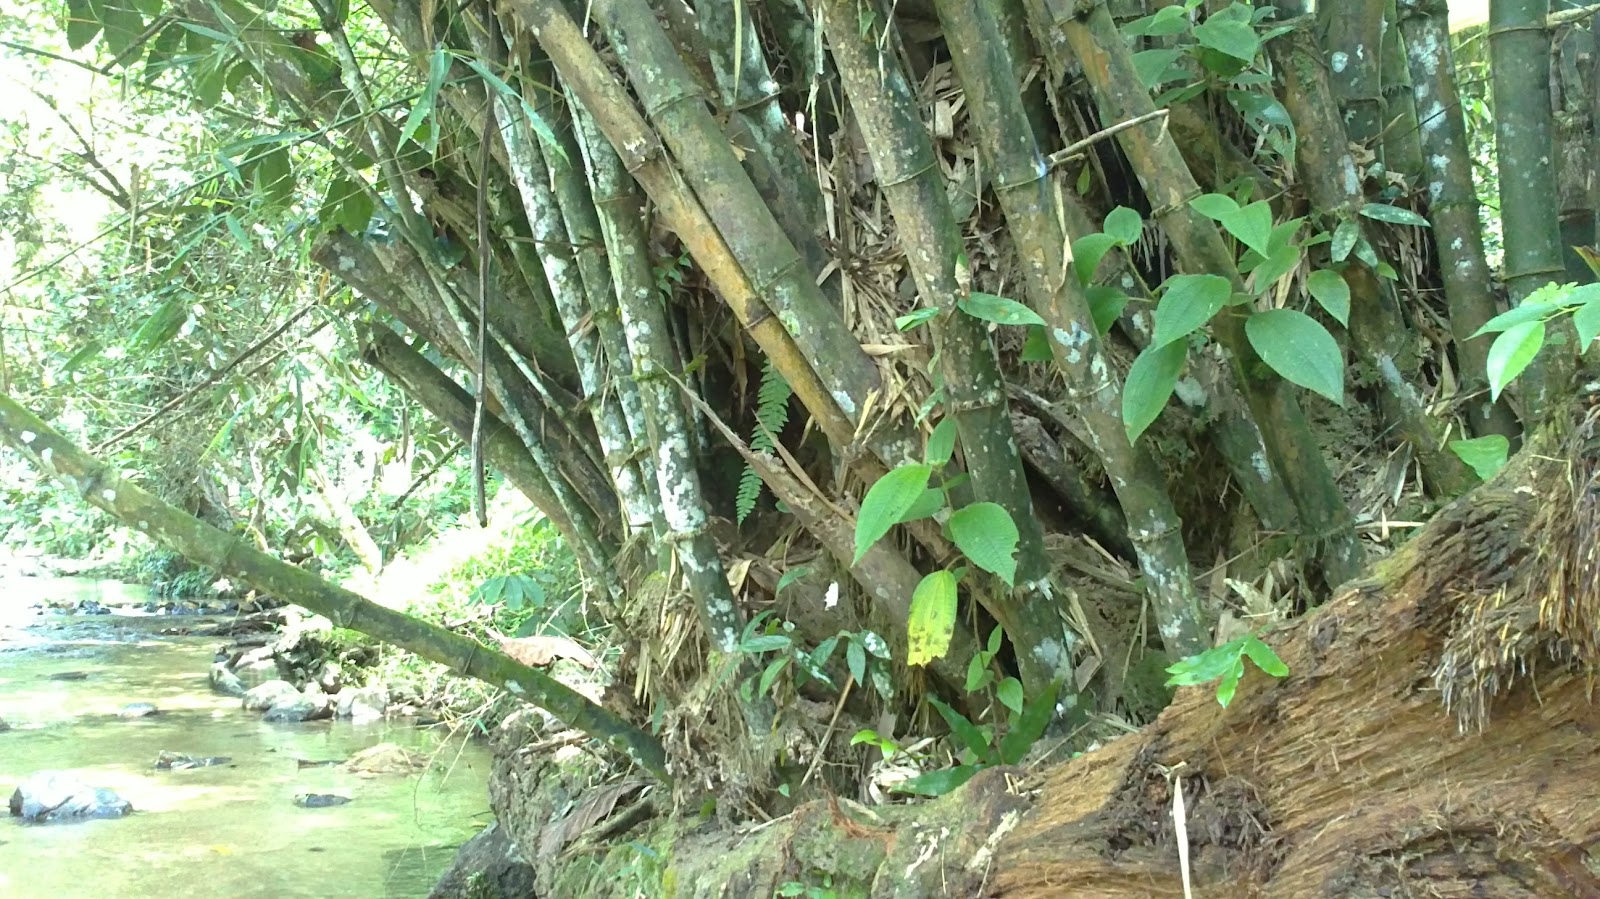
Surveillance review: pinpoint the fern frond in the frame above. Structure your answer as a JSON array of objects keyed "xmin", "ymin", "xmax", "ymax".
[{"xmin": 737, "ymin": 357, "xmax": 793, "ymax": 524}]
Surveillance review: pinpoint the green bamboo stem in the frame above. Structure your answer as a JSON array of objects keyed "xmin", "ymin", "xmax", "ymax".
[
  {"xmin": 1490, "ymin": 0, "xmax": 1573, "ymax": 421},
  {"xmin": 1314, "ymin": 0, "xmax": 1389, "ymax": 145},
  {"xmin": 934, "ymin": 0, "xmax": 1207, "ymax": 659},
  {"xmin": 1396, "ymin": 0, "xmax": 1523, "ymax": 441},
  {"xmin": 1380, "ymin": 0, "xmax": 1427, "ymax": 177},
  {"xmin": 697, "ymin": 1, "xmax": 831, "ymax": 286}
]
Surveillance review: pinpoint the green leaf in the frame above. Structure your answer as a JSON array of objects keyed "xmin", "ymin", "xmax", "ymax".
[
  {"xmin": 928, "ymin": 697, "xmax": 992, "ymax": 760},
  {"xmin": 131, "ymin": 297, "xmax": 190, "ymax": 350},
  {"xmin": 1330, "ymin": 219, "xmax": 1359, "ymax": 263},
  {"xmin": 65, "ymin": 0, "xmax": 102, "ymax": 50},
  {"xmin": 1248, "ymin": 242, "xmax": 1303, "ymax": 295},
  {"xmin": 1020, "ymin": 326, "xmax": 1054, "ymax": 362},
  {"xmin": 96, "ymin": 0, "xmax": 145, "ymax": 63},
  {"xmin": 1246, "ymin": 309, "xmax": 1345, "ymax": 404},
  {"xmin": 1189, "ymin": 193, "xmax": 1240, "ymax": 220},
  {"xmin": 1216, "ymin": 657, "xmax": 1244, "ymax": 707},
  {"xmin": 948, "ymin": 502, "xmax": 1020, "ymax": 587},
  {"xmin": 1192, "ymin": 16, "xmax": 1260, "ymax": 62},
  {"xmin": 959, "ymin": 292, "xmax": 1047, "ymax": 327},
  {"xmin": 1166, "ymin": 640, "xmax": 1246, "ymax": 686},
  {"xmin": 897, "ymin": 488, "xmax": 944, "ymax": 524},
  {"xmin": 1448, "ymin": 435, "xmax": 1510, "ymax": 481},
  {"xmin": 892, "ymin": 765, "xmax": 980, "ymax": 797},
  {"xmin": 1151, "ymin": 274, "xmax": 1231, "ymax": 347},
  {"xmin": 996, "ymin": 678, "xmax": 1024, "ymax": 715},
  {"xmin": 1071, "ymin": 233, "xmax": 1119, "ymax": 287},
  {"xmin": 1103, "ymin": 206, "xmax": 1143, "ymax": 246},
  {"xmin": 1574, "ymin": 296, "xmax": 1600, "ymax": 348},
  {"xmin": 895, "ymin": 307, "xmax": 940, "ymax": 331},
  {"xmin": 854, "ymin": 463, "xmax": 933, "ymax": 563},
  {"xmin": 1086, "ymin": 285, "xmax": 1129, "ymax": 335},
  {"xmin": 907, "ymin": 571, "xmax": 959, "ymax": 667},
  {"xmin": 758, "ymin": 656, "xmax": 788, "ymax": 697},
  {"xmin": 925, "ymin": 417, "xmax": 958, "ymax": 466},
  {"xmin": 999, "ymin": 679, "xmax": 1059, "ymax": 765},
  {"xmin": 775, "ymin": 566, "xmax": 810, "ymax": 594},
  {"xmin": 847, "ymin": 639, "xmax": 867, "ymax": 685},
  {"xmin": 399, "ymin": 46, "xmax": 451, "ymax": 151},
  {"xmin": 1122, "ymin": 5, "xmax": 1193, "ymax": 37},
  {"xmin": 1132, "ymin": 48, "xmax": 1186, "ymax": 88},
  {"xmin": 1240, "ymin": 636, "xmax": 1288, "ymax": 677},
  {"xmin": 1486, "ymin": 320, "xmax": 1545, "ymax": 402},
  {"xmin": 254, "ymin": 146, "xmax": 295, "ymax": 208},
  {"xmin": 1123, "ymin": 340, "xmax": 1186, "ymax": 443},
  {"xmin": 1219, "ymin": 201, "xmax": 1274, "ymax": 258},
  {"xmin": 1359, "ymin": 202, "xmax": 1431, "ymax": 228},
  {"xmin": 1471, "ymin": 300, "xmax": 1562, "ymax": 337},
  {"xmin": 1306, "ymin": 269, "xmax": 1351, "ymax": 326}
]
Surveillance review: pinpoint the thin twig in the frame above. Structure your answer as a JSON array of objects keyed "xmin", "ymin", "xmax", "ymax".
[{"xmin": 1046, "ymin": 109, "xmax": 1170, "ymax": 169}]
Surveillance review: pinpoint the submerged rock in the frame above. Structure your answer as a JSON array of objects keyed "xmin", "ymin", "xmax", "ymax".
[
  {"xmin": 427, "ymin": 821, "xmax": 535, "ymax": 899},
  {"xmin": 293, "ymin": 793, "xmax": 350, "ymax": 808},
  {"xmin": 154, "ymin": 751, "xmax": 232, "ymax": 770},
  {"xmin": 0, "ymin": 717, "xmax": 9, "ymax": 732},
  {"xmin": 8, "ymin": 773, "xmax": 132, "ymax": 822},
  {"xmin": 118, "ymin": 702, "xmax": 159, "ymax": 718},
  {"xmin": 344, "ymin": 743, "xmax": 427, "ymax": 775}
]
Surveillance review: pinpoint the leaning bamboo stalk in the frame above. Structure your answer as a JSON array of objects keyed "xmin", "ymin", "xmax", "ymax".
[
  {"xmin": 0, "ymin": 390, "xmax": 670, "ymax": 782},
  {"xmin": 361, "ymin": 326, "xmax": 581, "ymax": 542},
  {"xmin": 504, "ymin": 0, "xmax": 866, "ymax": 456},
  {"xmin": 1270, "ymin": 22, "xmax": 1473, "ymax": 496},
  {"xmin": 697, "ymin": 1, "xmax": 831, "ymax": 285},
  {"xmin": 1396, "ymin": 0, "xmax": 1523, "ymax": 440},
  {"xmin": 933, "ymin": 0, "xmax": 1207, "ymax": 658},
  {"xmin": 1026, "ymin": 0, "xmax": 1367, "ymax": 589},
  {"xmin": 587, "ymin": 0, "xmax": 893, "ymax": 449}
]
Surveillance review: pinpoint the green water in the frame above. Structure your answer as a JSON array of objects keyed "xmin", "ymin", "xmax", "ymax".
[{"xmin": 0, "ymin": 577, "xmax": 491, "ymax": 898}]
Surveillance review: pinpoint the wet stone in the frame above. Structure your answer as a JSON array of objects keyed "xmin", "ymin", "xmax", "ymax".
[
  {"xmin": 293, "ymin": 793, "xmax": 351, "ymax": 808},
  {"xmin": 118, "ymin": 702, "xmax": 159, "ymax": 718},
  {"xmin": 8, "ymin": 772, "xmax": 132, "ymax": 823}
]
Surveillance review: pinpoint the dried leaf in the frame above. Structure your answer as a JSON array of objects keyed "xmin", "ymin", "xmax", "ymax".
[{"xmin": 490, "ymin": 631, "xmax": 599, "ymax": 670}]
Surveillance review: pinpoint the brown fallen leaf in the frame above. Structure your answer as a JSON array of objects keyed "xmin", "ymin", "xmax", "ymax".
[{"xmin": 486, "ymin": 629, "xmax": 599, "ymax": 670}]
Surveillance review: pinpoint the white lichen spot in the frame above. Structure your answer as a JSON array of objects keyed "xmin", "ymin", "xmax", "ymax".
[
  {"xmin": 1331, "ymin": 51, "xmax": 1350, "ymax": 73},
  {"xmin": 100, "ymin": 488, "xmax": 116, "ymax": 504},
  {"xmin": 1428, "ymin": 179, "xmax": 1444, "ymax": 204},
  {"xmin": 337, "ymin": 255, "xmax": 355, "ymax": 273},
  {"xmin": 1251, "ymin": 450, "xmax": 1271, "ymax": 482},
  {"xmin": 1052, "ymin": 327, "xmax": 1073, "ymax": 347},
  {"xmin": 40, "ymin": 447, "xmax": 52, "ymax": 468},
  {"xmin": 505, "ymin": 680, "xmax": 524, "ymax": 695},
  {"xmin": 1130, "ymin": 311, "xmax": 1151, "ymax": 336},
  {"xmin": 137, "ymin": 520, "xmax": 148, "ymax": 531},
  {"xmin": 20, "ymin": 430, "xmax": 35, "ymax": 444},
  {"xmin": 1451, "ymin": 237, "xmax": 1463, "ymax": 251},
  {"xmin": 1341, "ymin": 161, "xmax": 1360, "ymax": 197},
  {"xmin": 1174, "ymin": 377, "xmax": 1206, "ymax": 407},
  {"xmin": 833, "ymin": 389, "xmax": 857, "ymax": 416}
]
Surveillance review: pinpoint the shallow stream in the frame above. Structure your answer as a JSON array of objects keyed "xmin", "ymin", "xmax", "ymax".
[{"xmin": 0, "ymin": 576, "xmax": 490, "ymax": 897}]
